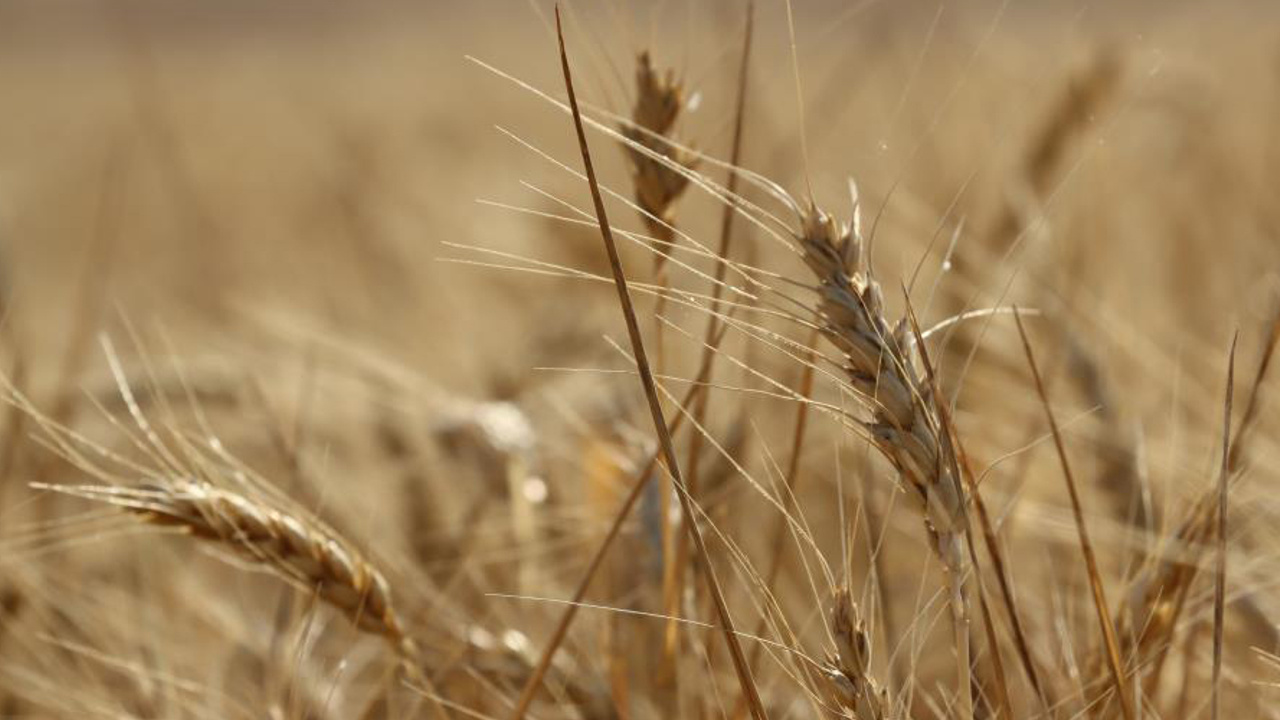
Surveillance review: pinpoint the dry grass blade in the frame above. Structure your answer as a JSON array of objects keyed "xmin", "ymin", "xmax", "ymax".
[
  {"xmin": 510, "ymin": 10, "xmax": 768, "ymax": 720},
  {"xmin": 1012, "ymin": 308, "xmax": 1133, "ymax": 720},
  {"xmin": 1226, "ymin": 310, "xmax": 1280, "ymax": 474},
  {"xmin": 1212, "ymin": 334, "xmax": 1236, "ymax": 720},
  {"xmin": 1117, "ymin": 312, "xmax": 1280, "ymax": 701}
]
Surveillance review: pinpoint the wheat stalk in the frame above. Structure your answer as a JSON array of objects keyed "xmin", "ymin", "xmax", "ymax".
[{"xmin": 536, "ymin": 12, "xmax": 769, "ymax": 720}]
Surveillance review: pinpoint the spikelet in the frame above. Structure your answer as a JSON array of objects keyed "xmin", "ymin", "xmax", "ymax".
[{"xmin": 824, "ymin": 587, "xmax": 889, "ymax": 719}]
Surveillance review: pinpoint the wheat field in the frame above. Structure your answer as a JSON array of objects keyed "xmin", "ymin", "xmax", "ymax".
[{"xmin": 1, "ymin": 1, "xmax": 1279, "ymax": 718}]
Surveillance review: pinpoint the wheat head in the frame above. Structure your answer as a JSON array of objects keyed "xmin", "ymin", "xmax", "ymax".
[
  {"xmin": 796, "ymin": 201, "xmax": 967, "ymax": 573},
  {"xmin": 50, "ymin": 480, "xmax": 418, "ymax": 661}
]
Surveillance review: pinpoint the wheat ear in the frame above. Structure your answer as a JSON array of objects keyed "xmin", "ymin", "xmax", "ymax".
[
  {"xmin": 797, "ymin": 201, "xmax": 967, "ymax": 577},
  {"xmin": 622, "ymin": 51, "xmax": 696, "ymax": 273},
  {"xmin": 45, "ymin": 480, "xmax": 419, "ymax": 664},
  {"xmin": 794, "ymin": 197, "xmax": 972, "ymax": 717}
]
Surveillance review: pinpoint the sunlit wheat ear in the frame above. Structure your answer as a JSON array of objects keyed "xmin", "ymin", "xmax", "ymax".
[
  {"xmin": 42, "ymin": 481, "xmax": 419, "ymax": 663},
  {"xmin": 621, "ymin": 51, "xmax": 697, "ymax": 272},
  {"xmin": 793, "ymin": 188, "xmax": 973, "ymax": 717},
  {"xmin": 824, "ymin": 586, "xmax": 889, "ymax": 720},
  {"xmin": 795, "ymin": 193, "xmax": 966, "ymax": 572}
]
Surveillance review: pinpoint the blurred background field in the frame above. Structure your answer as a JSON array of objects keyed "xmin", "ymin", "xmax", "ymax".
[{"xmin": 2, "ymin": 0, "xmax": 1277, "ymax": 380}]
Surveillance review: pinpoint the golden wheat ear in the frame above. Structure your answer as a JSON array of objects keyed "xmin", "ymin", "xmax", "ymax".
[
  {"xmin": 37, "ymin": 480, "xmax": 420, "ymax": 663},
  {"xmin": 794, "ymin": 197, "xmax": 976, "ymax": 717}
]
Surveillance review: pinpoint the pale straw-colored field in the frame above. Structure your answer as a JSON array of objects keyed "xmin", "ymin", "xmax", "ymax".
[{"xmin": 0, "ymin": 2, "xmax": 1278, "ymax": 718}]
